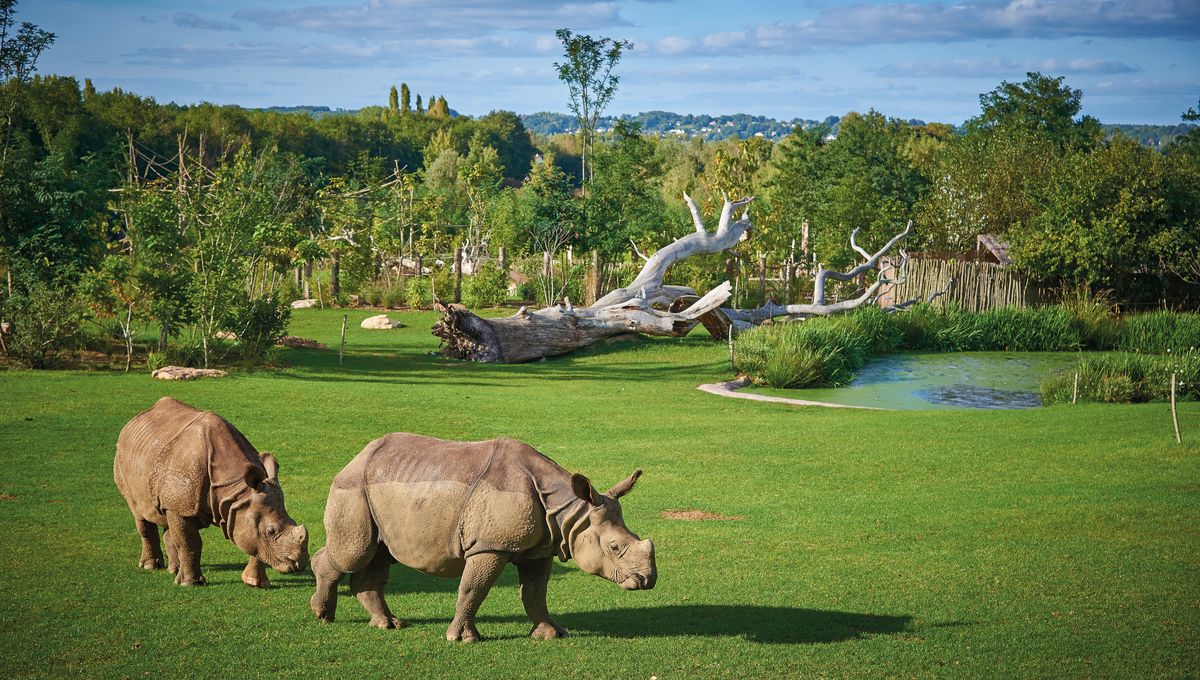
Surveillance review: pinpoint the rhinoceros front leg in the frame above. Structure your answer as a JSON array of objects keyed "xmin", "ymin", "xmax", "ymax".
[
  {"xmin": 310, "ymin": 547, "xmax": 342, "ymax": 623},
  {"xmin": 446, "ymin": 552, "xmax": 508, "ymax": 643},
  {"xmin": 351, "ymin": 548, "xmax": 406, "ymax": 630},
  {"xmin": 135, "ymin": 518, "xmax": 165, "ymax": 570},
  {"xmin": 517, "ymin": 558, "xmax": 567, "ymax": 639},
  {"xmin": 165, "ymin": 511, "xmax": 206, "ymax": 586},
  {"xmin": 242, "ymin": 556, "xmax": 270, "ymax": 589}
]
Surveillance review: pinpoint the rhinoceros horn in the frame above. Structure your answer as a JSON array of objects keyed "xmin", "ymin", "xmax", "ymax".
[{"xmin": 606, "ymin": 469, "xmax": 642, "ymax": 498}]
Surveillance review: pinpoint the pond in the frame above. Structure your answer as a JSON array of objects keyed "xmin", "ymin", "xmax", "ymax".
[{"xmin": 746, "ymin": 352, "xmax": 1083, "ymax": 410}]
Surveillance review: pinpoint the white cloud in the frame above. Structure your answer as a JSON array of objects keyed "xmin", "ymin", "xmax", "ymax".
[
  {"xmin": 653, "ymin": 0, "xmax": 1200, "ymax": 56},
  {"xmin": 878, "ymin": 57, "xmax": 1143, "ymax": 78}
]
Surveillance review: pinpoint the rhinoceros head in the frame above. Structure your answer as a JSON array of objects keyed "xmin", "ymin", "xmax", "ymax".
[
  {"xmin": 225, "ymin": 453, "xmax": 309, "ymax": 574},
  {"xmin": 568, "ymin": 470, "xmax": 656, "ymax": 591}
]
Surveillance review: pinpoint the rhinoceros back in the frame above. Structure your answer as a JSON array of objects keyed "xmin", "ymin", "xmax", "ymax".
[
  {"xmin": 115, "ymin": 397, "xmax": 265, "ymax": 524},
  {"xmin": 349, "ymin": 434, "xmax": 567, "ymax": 574}
]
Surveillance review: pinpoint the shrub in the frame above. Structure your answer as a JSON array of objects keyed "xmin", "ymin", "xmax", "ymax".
[
  {"xmin": 358, "ymin": 282, "xmax": 385, "ymax": 307},
  {"xmin": 404, "ymin": 277, "xmax": 429, "ymax": 309},
  {"xmin": 381, "ymin": 281, "xmax": 408, "ymax": 308},
  {"xmin": 226, "ymin": 295, "xmax": 291, "ymax": 362},
  {"xmin": 734, "ymin": 317, "xmax": 869, "ymax": 388},
  {"xmin": 1041, "ymin": 350, "xmax": 1200, "ymax": 404},
  {"xmin": 166, "ymin": 335, "xmax": 206, "ymax": 368},
  {"xmin": 1060, "ymin": 286, "xmax": 1120, "ymax": 350},
  {"xmin": 1117, "ymin": 311, "xmax": 1200, "ymax": 353},
  {"xmin": 1, "ymin": 279, "xmax": 83, "ymax": 368},
  {"xmin": 462, "ymin": 263, "xmax": 509, "ymax": 308}
]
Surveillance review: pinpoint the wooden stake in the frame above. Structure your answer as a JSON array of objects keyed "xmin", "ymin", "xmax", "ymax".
[
  {"xmin": 728, "ymin": 324, "xmax": 735, "ymax": 371},
  {"xmin": 339, "ymin": 314, "xmax": 348, "ymax": 367},
  {"xmin": 1072, "ymin": 372, "xmax": 1079, "ymax": 404},
  {"xmin": 1171, "ymin": 372, "xmax": 1181, "ymax": 444}
]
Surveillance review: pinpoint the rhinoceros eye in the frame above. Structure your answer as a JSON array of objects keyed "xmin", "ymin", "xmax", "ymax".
[
  {"xmin": 266, "ymin": 525, "xmax": 278, "ymax": 538},
  {"xmin": 608, "ymin": 541, "xmax": 620, "ymax": 553}
]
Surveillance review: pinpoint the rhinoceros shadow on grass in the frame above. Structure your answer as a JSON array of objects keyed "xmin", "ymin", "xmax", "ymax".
[{"xmin": 393, "ymin": 604, "xmax": 913, "ymax": 644}]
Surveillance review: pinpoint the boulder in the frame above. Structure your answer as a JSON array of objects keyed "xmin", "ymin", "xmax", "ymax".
[
  {"xmin": 291, "ymin": 299, "xmax": 319, "ymax": 309},
  {"xmin": 361, "ymin": 314, "xmax": 405, "ymax": 330},
  {"xmin": 151, "ymin": 366, "xmax": 229, "ymax": 381},
  {"xmin": 215, "ymin": 330, "xmax": 238, "ymax": 340}
]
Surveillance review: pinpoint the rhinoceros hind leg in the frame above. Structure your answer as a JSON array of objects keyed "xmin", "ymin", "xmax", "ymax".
[
  {"xmin": 446, "ymin": 552, "xmax": 507, "ymax": 643},
  {"xmin": 163, "ymin": 528, "xmax": 179, "ymax": 575},
  {"xmin": 166, "ymin": 511, "xmax": 206, "ymax": 586},
  {"xmin": 352, "ymin": 549, "xmax": 406, "ymax": 629},
  {"xmin": 135, "ymin": 518, "xmax": 165, "ymax": 570},
  {"xmin": 517, "ymin": 558, "xmax": 567, "ymax": 640},
  {"xmin": 242, "ymin": 556, "xmax": 270, "ymax": 589},
  {"xmin": 310, "ymin": 547, "xmax": 342, "ymax": 623}
]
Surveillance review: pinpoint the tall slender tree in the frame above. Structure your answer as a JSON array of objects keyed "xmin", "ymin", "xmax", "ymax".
[
  {"xmin": 553, "ymin": 28, "xmax": 631, "ymax": 189},
  {"xmin": 400, "ymin": 82, "xmax": 411, "ymax": 113},
  {"xmin": 388, "ymin": 84, "xmax": 399, "ymax": 114}
]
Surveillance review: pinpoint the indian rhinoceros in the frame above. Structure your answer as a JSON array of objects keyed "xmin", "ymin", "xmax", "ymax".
[
  {"xmin": 309, "ymin": 433, "xmax": 656, "ymax": 642},
  {"xmin": 114, "ymin": 397, "xmax": 309, "ymax": 588}
]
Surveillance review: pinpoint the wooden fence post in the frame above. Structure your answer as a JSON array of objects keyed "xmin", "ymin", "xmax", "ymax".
[
  {"xmin": 453, "ymin": 247, "xmax": 463, "ymax": 303},
  {"xmin": 339, "ymin": 314, "xmax": 347, "ymax": 367},
  {"xmin": 1171, "ymin": 372, "xmax": 1181, "ymax": 444}
]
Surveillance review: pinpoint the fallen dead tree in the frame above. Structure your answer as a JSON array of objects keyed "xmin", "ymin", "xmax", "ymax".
[{"xmin": 433, "ymin": 195, "xmax": 912, "ymax": 362}]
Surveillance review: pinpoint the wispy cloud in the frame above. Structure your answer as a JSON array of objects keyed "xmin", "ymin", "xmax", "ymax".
[
  {"xmin": 653, "ymin": 0, "xmax": 1200, "ymax": 55},
  {"xmin": 235, "ymin": 0, "xmax": 628, "ymax": 36},
  {"xmin": 878, "ymin": 58, "xmax": 1143, "ymax": 78},
  {"xmin": 173, "ymin": 12, "xmax": 241, "ymax": 32},
  {"xmin": 122, "ymin": 35, "xmax": 531, "ymax": 69}
]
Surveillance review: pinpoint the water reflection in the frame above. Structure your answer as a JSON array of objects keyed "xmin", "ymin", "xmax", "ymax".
[{"xmin": 753, "ymin": 352, "xmax": 1081, "ymax": 410}]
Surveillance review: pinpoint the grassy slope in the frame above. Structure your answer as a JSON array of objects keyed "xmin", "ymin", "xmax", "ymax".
[{"xmin": 1, "ymin": 309, "xmax": 1197, "ymax": 678}]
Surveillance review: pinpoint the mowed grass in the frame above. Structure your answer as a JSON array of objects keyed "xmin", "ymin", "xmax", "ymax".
[{"xmin": 1, "ymin": 308, "xmax": 1198, "ymax": 678}]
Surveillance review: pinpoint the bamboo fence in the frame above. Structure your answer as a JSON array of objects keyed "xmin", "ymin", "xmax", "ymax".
[{"xmin": 883, "ymin": 257, "xmax": 1048, "ymax": 312}]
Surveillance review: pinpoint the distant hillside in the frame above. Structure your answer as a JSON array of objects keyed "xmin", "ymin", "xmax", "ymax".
[
  {"xmin": 521, "ymin": 111, "xmax": 848, "ymax": 140},
  {"xmin": 251, "ymin": 106, "xmax": 1195, "ymax": 147}
]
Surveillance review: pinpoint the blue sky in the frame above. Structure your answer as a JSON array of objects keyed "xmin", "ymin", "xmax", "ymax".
[{"xmin": 24, "ymin": 0, "xmax": 1200, "ymax": 124}]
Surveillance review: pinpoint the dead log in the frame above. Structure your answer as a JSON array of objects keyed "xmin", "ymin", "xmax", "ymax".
[{"xmin": 433, "ymin": 195, "xmax": 912, "ymax": 361}]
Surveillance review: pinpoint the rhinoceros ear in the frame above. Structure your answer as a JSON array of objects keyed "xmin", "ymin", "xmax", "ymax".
[
  {"xmin": 261, "ymin": 452, "xmax": 279, "ymax": 482},
  {"xmin": 571, "ymin": 473, "xmax": 603, "ymax": 507},
  {"xmin": 606, "ymin": 469, "xmax": 642, "ymax": 499}
]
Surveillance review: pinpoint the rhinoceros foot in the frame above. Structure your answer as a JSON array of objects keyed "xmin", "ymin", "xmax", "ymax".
[
  {"xmin": 369, "ymin": 614, "xmax": 408, "ymax": 630},
  {"xmin": 310, "ymin": 594, "xmax": 334, "ymax": 623},
  {"xmin": 175, "ymin": 574, "xmax": 206, "ymax": 586},
  {"xmin": 445, "ymin": 620, "xmax": 481, "ymax": 643},
  {"xmin": 139, "ymin": 557, "xmax": 164, "ymax": 570},
  {"xmin": 530, "ymin": 622, "xmax": 567, "ymax": 640}
]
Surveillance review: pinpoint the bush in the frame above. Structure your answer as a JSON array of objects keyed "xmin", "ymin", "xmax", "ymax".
[
  {"xmin": 1060, "ymin": 286, "xmax": 1120, "ymax": 350},
  {"xmin": 404, "ymin": 277, "xmax": 429, "ymax": 309},
  {"xmin": 462, "ymin": 263, "xmax": 509, "ymax": 308},
  {"xmin": 735, "ymin": 317, "xmax": 869, "ymax": 388},
  {"xmin": 1041, "ymin": 350, "xmax": 1200, "ymax": 404},
  {"xmin": 1117, "ymin": 311, "xmax": 1200, "ymax": 353},
  {"xmin": 1, "ymin": 279, "xmax": 83, "ymax": 368},
  {"xmin": 381, "ymin": 280, "xmax": 408, "ymax": 308},
  {"xmin": 976, "ymin": 306, "xmax": 1080, "ymax": 351},
  {"xmin": 166, "ymin": 335, "xmax": 206, "ymax": 368},
  {"xmin": 225, "ymin": 295, "xmax": 291, "ymax": 363},
  {"xmin": 358, "ymin": 282, "xmax": 385, "ymax": 306}
]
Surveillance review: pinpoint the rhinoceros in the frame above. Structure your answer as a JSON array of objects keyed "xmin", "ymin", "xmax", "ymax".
[
  {"xmin": 309, "ymin": 433, "xmax": 656, "ymax": 642},
  {"xmin": 114, "ymin": 397, "xmax": 309, "ymax": 588}
]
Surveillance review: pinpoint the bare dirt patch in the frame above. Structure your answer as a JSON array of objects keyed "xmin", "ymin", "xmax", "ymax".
[
  {"xmin": 0, "ymin": 493, "xmax": 15, "ymax": 501},
  {"xmin": 661, "ymin": 509, "xmax": 743, "ymax": 521}
]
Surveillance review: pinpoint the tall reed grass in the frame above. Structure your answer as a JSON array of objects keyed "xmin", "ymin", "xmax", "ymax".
[{"xmin": 1041, "ymin": 350, "xmax": 1200, "ymax": 404}]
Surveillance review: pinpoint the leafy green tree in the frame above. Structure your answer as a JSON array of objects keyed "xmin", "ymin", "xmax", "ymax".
[
  {"xmin": 970, "ymin": 72, "xmax": 1101, "ymax": 151},
  {"xmin": 1010, "ymin": 135, "xmax": 1172, "ymax": 298},
  {"xmin": 388, "ymin": 85, "xmax": 398, "ymax": 114},
  {"xmin": 553, "ymin": 28, "xmax": 631, "ymax": 188},
  {"xmin": 586, "ymin": 121, "xmax": 667, "ymax": 258},
  {"xmin": 400, "ymin": 82, "xmax": 411, "ymax": 113},
  {"xmin": 428, "ymin": 95, "xmax": 450, "ymax": 118}
]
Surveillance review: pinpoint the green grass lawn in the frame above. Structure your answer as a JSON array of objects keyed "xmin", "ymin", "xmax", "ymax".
[{"xmin": 1, "ymin": 308, "xmax": 1198, "ymax": 678}]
